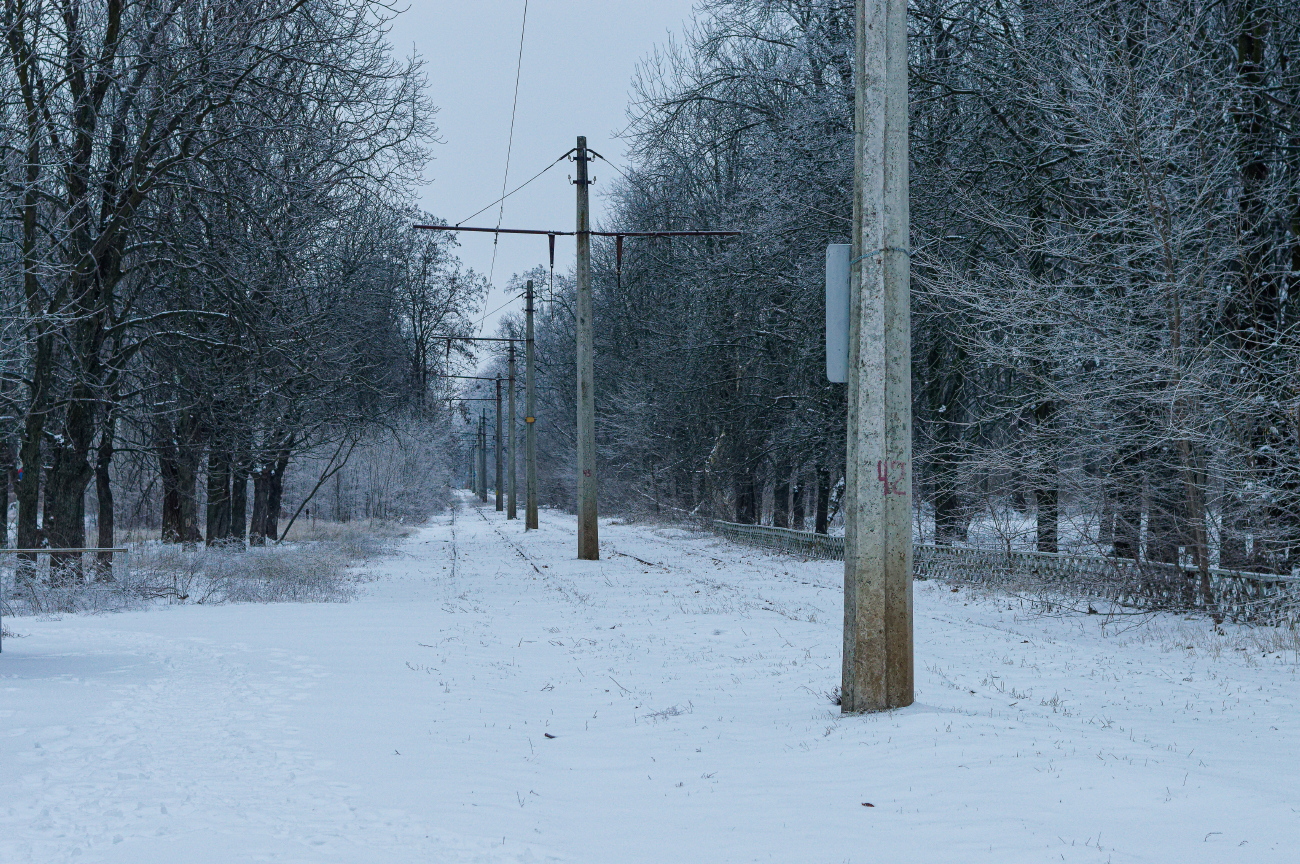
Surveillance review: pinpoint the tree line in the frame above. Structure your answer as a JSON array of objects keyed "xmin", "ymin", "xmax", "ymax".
[
  {"xmin": 1, "ymin": 0, "xmax": 483, "ymax": 580},
  {"xmin": 515, "ymin": 0, "xmax": 1300, "ymax": 576}
]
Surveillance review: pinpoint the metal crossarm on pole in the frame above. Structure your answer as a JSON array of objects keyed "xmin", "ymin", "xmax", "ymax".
[
  {"xmin": 415, "ymin": 225, "xmax": 573, "ymax": 237},
  {"xmin": 414, "ymin": 226, "xmax": 741, "ymax": 301},
  {"xmin": 429, "ymin": 336, "xmax": 525, "ymax": 343},
  {"xmin": 415, "ymin": 225, "xmax": 741, "ymax": 239}
]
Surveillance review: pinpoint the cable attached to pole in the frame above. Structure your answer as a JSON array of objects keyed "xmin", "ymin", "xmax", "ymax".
[{"xmin": 455, "ymin": 151, "xmax": 573, "ymax": 228}]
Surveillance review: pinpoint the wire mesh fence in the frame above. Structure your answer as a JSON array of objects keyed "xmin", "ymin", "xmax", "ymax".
[{"xmin": 710, "ymin": 520, "xmax": 1300, "ymax": 626}]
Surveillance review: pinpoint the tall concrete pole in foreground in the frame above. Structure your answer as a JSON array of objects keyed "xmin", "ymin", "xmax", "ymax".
[
  {"xmin": 508, "ymin": 345, "xmax": 517, "ymax": 519},
  {"xmin": 525, "ymin": 280, "xmax": 538, "ymax": 530},
  {"xmin": 842, "ymin": 0, "xmax": 913, "ymax": 713},
  {"xmin": 574, "ymin": 136, "xmax": 599, "ymax": 560}
]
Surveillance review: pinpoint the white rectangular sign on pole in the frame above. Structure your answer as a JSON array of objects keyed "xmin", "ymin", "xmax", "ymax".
[{"xmin": 826, "ymin": 243, "xmax": 851, "ymax": 383}]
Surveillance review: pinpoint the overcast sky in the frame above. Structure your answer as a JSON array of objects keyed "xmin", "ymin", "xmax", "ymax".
[{"xmin": 387, "ymin": 1, "xmax": 698, "ymax": 345}]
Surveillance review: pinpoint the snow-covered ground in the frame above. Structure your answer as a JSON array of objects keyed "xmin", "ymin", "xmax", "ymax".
[{"xmin": 3, "ymin": 493, "xmax": 1298, "ymax": 863}]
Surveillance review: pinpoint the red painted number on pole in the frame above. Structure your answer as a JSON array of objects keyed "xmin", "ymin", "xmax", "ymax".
[{"xmin": 877, "ymin": 460, "xmax": 908, "ymax": 496}]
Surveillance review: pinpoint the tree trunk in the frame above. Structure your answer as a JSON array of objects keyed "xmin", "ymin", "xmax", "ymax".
[
  {"xmin": 791, "ymin": 465, "xmax": 805, "ymax": 531},
  {"xmin": 14, "ymin": 185, "xmax": 53, "ymax": 578},
  {"xmin": 934, "ymin": 484, "xmax": 962, "ymax": 545},
  {"xmin": 1146, "ymin": 462, "xmax": 1183, "ymax": 565},
  {"xmin": 231, "ymin": 441, "xmax": 249, "ymax": 543},
  {"xmin": 177, "ymin": 439, "xmax": 203, "ymax": 548},
  {"xmin": 734, "ymin": 471, "xmax": 758, "ymax": 524},
  {"xmin": 1219, "ymin": 500, "xmax": 1248, "ymax": 569},
  {"xmin": 773, "ymin": 460, "xmax": 790, "ymax": 528},
  {"xmin": 1228, "ymin": 0, "xmax": 1297, "ymax": 573},
  {"xmin": 815, "ymin": 464, "xmax": 830, "ymax": 534},
  {"xmin": 1033, "ymin": 397, "xmax": 1058, "ymax": 554},
  {"xmin": 0, "ymin": 439, "xmax": 13, "ymax": 548},
  {"xmin": 1097, "ymin": 481, "xmax": 1114, "ymax": 552},
  {"xmin": 250, "ymin": 468, "xmax": 269, "ymax": 546},
  {"xmin": 160, "ymin": 456, "xmax": 182, "ymax": 544},
  {"xmin": 206, "ymin": 449, "xmax": 232, "ymax": 545},
  {"xmin": 156, "ymin": 411, "xmax": 204, "ymax": 545},
  {"xmin": 334, "ymin": 470, "xmax": 341, "ymax": 520},
  {"xmin": 926, "ymin": 335, "xmax": 967, "ymax": 546},
  {"xmin": 42, "ymin": 387, "xmax": 99, "ymax": 584},
  {"xmin": 1112, "ymin": 479, "xmax": 1142, "ymax": 561},
  {"xmin": 1034, "ymin": 485, "xmax": 1058, "ymax": 554},
  {"xmin": 95, "ymin": 414, "xmax": 116, "ymax": 580},
  {"xmin": 265, "ymin": 454, "xmax": 289, "ymax": 542}
]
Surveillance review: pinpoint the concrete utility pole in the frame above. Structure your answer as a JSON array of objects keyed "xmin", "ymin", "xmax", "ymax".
[
  {"xmin": 478, "ymin": 413, "xmax": 488, "ymax": 503},
  {"xmin": 842, "ymin": 0, "xmax": 913, "ymax": 713},
  {"xmin": 508, "ymin": 345, "xmax": 517, "ymax": 519},
  {"xmin": 574, "ymin": 136, "xmax": 598, "ymax": 560},
  {"xmin": 525, "ymin": 280, "xmax": 539, "ymax": 530},
  {"xmin": 495, "ymin": 376, "xmax": 504, "ymax": 511},
  {"xmin": 413, "ymin": 166, "xmax": 736, "ymax": 545}
]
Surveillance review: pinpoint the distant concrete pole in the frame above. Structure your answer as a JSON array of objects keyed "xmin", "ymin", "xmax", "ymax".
[
  {"xmin": 478, "ymin": 413, "xmax": 488, "ymax": 503},
  {"xmin": 525, "ymin": 279, "xmax": 539, "ymax": 530},
  {"xmin": 495, "ymin": 376, "xmax": 504, "ymax": 511},
  {"xmin": 574, "ymin": 135, "xmax": 598, "ymax": 560},
  {"xmin": 508, "ymin": 345, "xmax": 517, "ymax": 519},
  {"xmin": 842, "ymin": 0, "xmax": 913, "ymax": 713}
]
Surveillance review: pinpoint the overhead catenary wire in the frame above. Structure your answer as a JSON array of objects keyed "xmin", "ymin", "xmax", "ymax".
[
  {"xmin": 453, "ymin": 151, "xmax": 574, "ymax": 228},
  {"xmin": 590, "ymin": 148, "xmax": 850, "ymax": 226},
  {"xmin": 473, "ymin": 291, "xmax": 526, "ymax": 327},
  {"xmin": 484, "ymin": 0, "xmax": 531, "ymax": 330}
]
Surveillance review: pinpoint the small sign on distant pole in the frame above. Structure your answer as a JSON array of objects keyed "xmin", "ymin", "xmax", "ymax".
[{"xmin": 826, "ymin": 244, "xmax": 851, "ymax": 383}]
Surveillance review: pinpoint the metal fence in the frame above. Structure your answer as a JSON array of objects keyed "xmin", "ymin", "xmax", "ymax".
[
  {"xmin": 1, "ymin": 548, "xmax": 132, "ymax": 652},
  {"xmin": 0, "ymin": 547, "xmax": 131, "ymax": 579},
  {"xmin": 711, "ymin": 520, "xmax": 1299, "ymax": 626}
]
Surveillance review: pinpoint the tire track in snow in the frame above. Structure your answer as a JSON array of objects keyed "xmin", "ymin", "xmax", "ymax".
[{"xmin": 469, "ymin": 499, "xmax": 542, "ymax": 575}]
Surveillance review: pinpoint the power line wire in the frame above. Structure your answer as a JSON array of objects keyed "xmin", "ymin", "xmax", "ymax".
[
  {"xmin": 483, "ymin": 0, "xmax": 531, "ymax": 332},
  {"xmin": 591, "ymin": 149, "xmax": 849, "ymax": 225},
  {"xmin": 455, "ymin": 150, "xmax": 571, "ymax": 228},
  {"xmin": 474, "ymin": 291, "xmax": 527, "ymax": 327}
]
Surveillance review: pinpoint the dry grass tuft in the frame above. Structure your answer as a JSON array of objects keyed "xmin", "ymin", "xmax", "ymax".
[{"xmin": 1, "ymin": 520, "xmax": 411, "ymax": 618}]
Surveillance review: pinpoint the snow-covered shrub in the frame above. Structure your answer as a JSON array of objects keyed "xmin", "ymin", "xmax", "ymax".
[
  {"xmin": 197, "ymin": 545, "xmax": 355, "ymax": 604},
  {"xmin": 277, "ymin": 519, "xmax": 413, "ymax": 559},
  {"xmin": 0, "ymin": 523, "xmax": 408, "ymax": 617}
]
